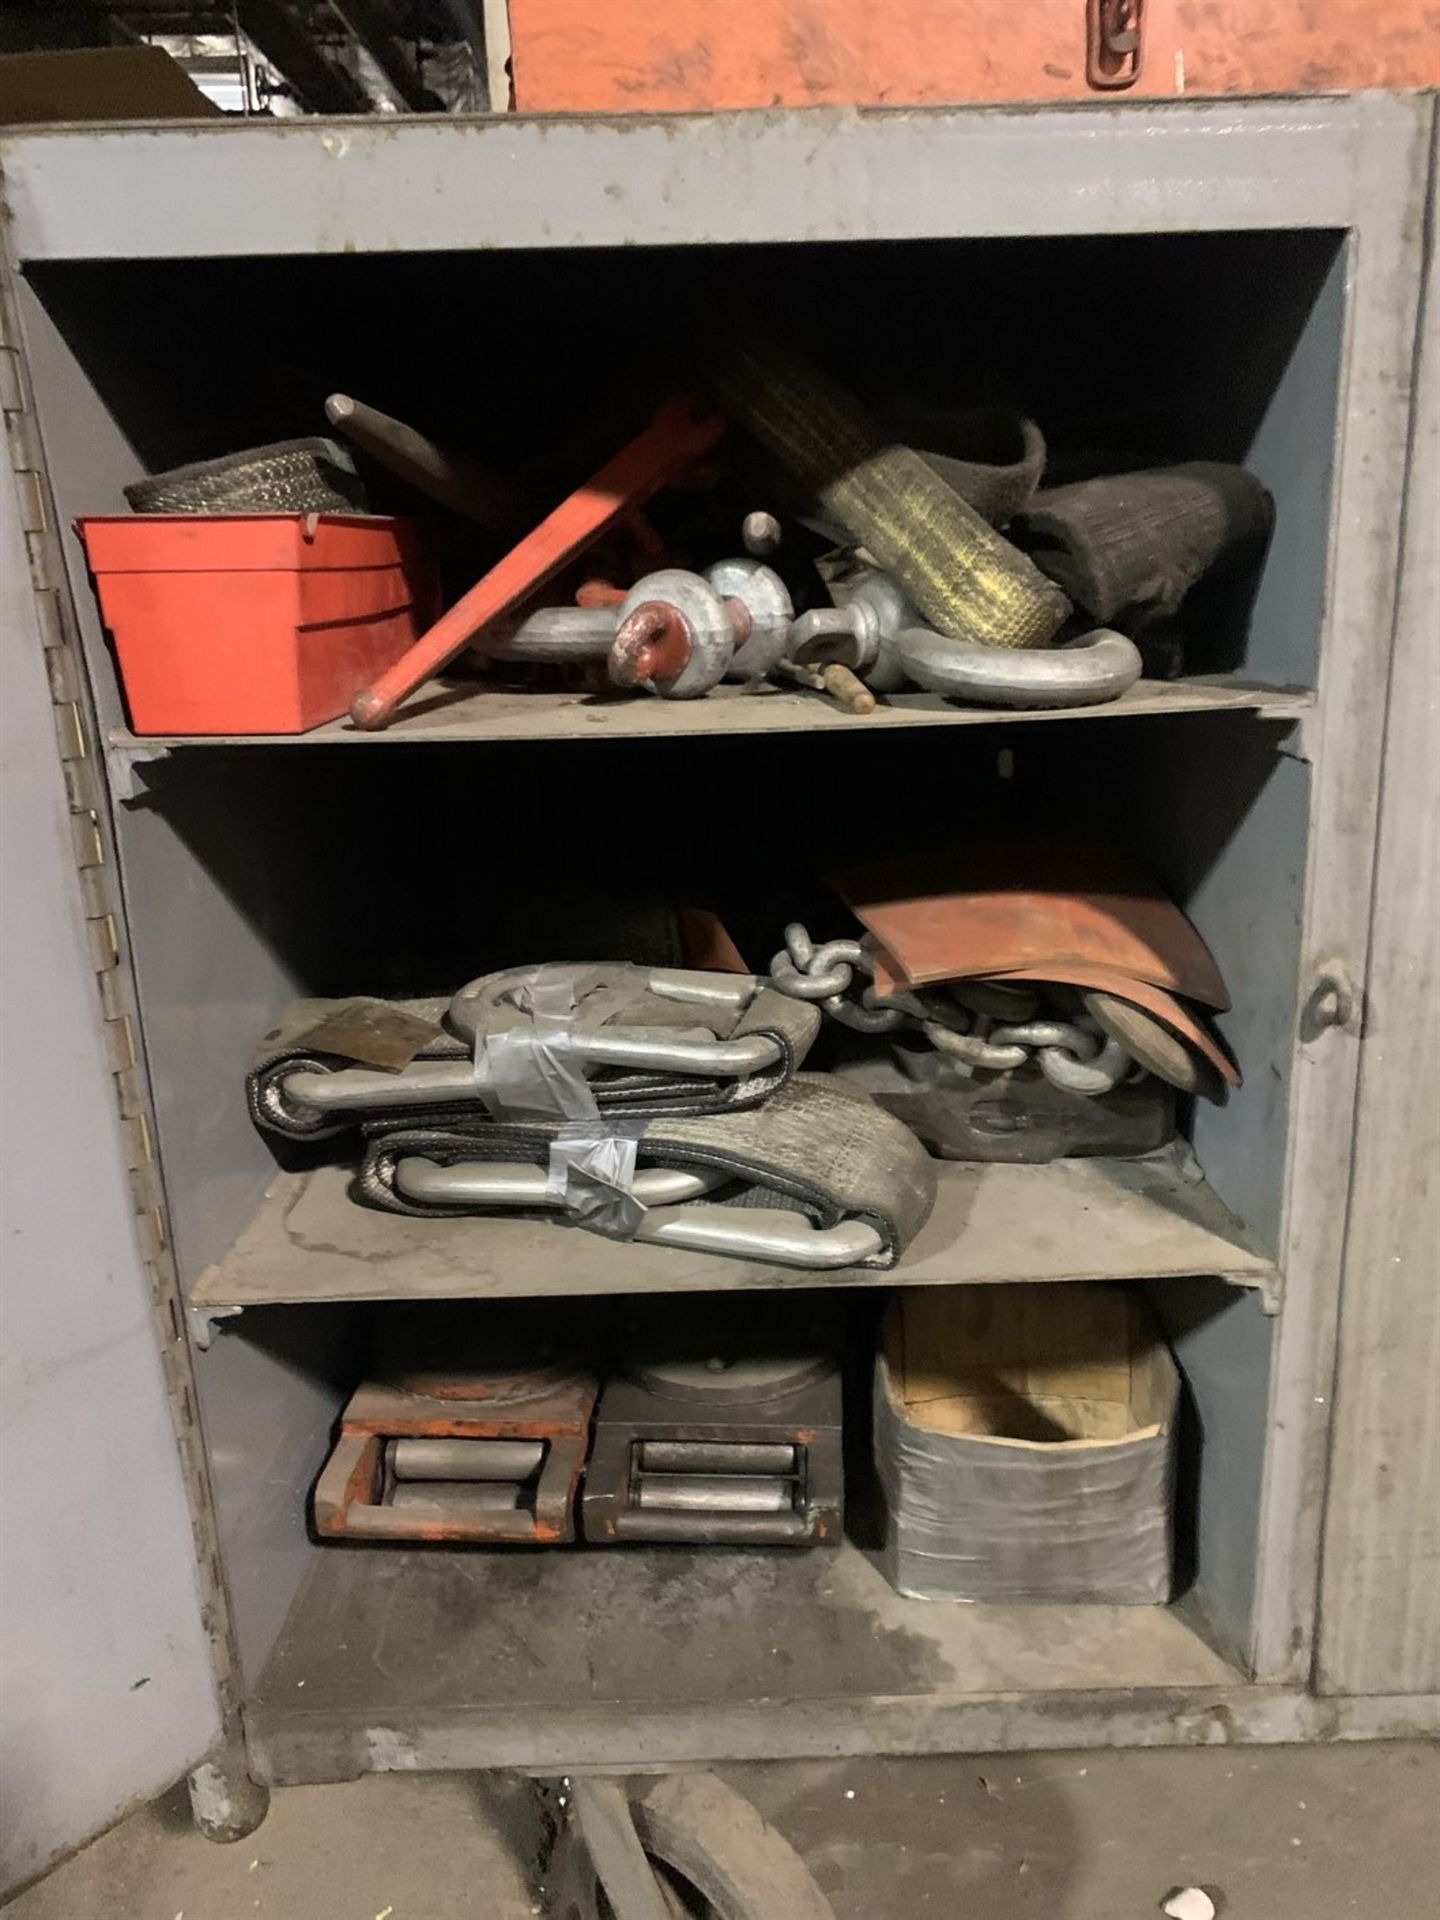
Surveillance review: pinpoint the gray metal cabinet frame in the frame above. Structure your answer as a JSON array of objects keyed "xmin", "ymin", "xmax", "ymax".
[
  {"xmin": 1316, "ymin": 139, "xmax": 1440, "ymax": 1699},
  {"xmin": 1, "ymin": 94, "xmax": 1436, "ymax": 1839}
]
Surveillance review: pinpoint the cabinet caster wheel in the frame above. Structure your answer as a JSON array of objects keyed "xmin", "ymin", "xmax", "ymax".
[
  {"xmin": 187, "ymin": 1741, "xmax": 270, "ymax": 1844},
  {"xmin": 543, "ymin": 1770, "xmax": 834, "ymax": 1920}
]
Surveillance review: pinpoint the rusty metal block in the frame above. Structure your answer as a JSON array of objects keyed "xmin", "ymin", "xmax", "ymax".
[
  {"xmin": 314, "ymin": 1363, "xmax": 597, "ymax": 1546},
  {"xmin": 582, "ymin": 1300, "xmax": 844, "ymax": 1548}
]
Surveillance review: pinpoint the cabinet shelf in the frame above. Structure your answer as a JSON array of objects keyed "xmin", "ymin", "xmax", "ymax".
[
  {"xmin": 115, "ymin": 677, "xmax": 1309, "ymax": 756},
  {"xmin": 247, "ymin": 1540, "xmax": 1242, "ymax": 1781},
  {"xmin": 190, "ymin": 1146, "xmax": 1273, "ymax": 1311}
]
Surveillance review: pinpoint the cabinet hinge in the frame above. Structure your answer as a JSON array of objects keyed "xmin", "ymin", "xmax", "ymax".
[
  {"xmin": 137, "ymin": 1207, "xmax": 169, "ymax": 1266},
  {"xmin": 0, "ymin": 345, "xmax": 27, "ymax": 413},
  {"xmin": 71, "ymin": 807, "xmax": 105, "ymax": 872},
  {"xmin": 24, "ymin": 525, "xmax": 50, "ymax": 591},
  {"xmin": 5, "ymin": 404, "xmax": 43, "ymax": 474},
  {"xmin": 113, "ymin": 1062, "xmax": 147, "ymax": 1120},
  {"xmin": 60, "ymin": 754, "xmax": 91, "ymax": 815},
  {"xmin": 12, "ymin": 461, "xmax": 46, "ymax": 533},
  {"xmin": 86, "ymin": 910, "xmax": 120, "ymax": 971},
  {"xmin": 97, "ymin": 964, "xmax": 126, "ymax": 1023},
  {"xmin": 78, "ymin": 861, "xmax": 109, "ymax": 923},
  {"xmin": 106, "ymin": 1012, "xmax": 138, "ymax": 1074},
  {"xmin": 123, "ymin": 1110, "xmax": 154, "ymax": 1170},
  {"xmin": 43, "ymin": 634, "xmax": 81, "ymax": 706},
  {"xmin": 54, "ymin": 697, "xmax": 87, "ymax": 765}
]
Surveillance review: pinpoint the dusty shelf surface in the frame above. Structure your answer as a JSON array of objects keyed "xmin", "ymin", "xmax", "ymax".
[
  {"xmin": 248, "ymin": 1540, "xmax": 1241, "ymax": 1779},
  {"xmin": 114, "ymin": 677, "xmax": 1310, "ymax": 754},
  {"xmin": 191, "ymin": 1148, "xmax": 1272, "ymax": 1310}
]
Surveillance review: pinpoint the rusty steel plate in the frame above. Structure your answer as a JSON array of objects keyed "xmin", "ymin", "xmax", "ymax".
[{"xmin": 835, "ymin": 843, "xmax": 1230, "ymax": 1010}]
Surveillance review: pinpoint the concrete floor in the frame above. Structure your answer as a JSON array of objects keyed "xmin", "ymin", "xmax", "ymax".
[{"xmin": 6, "ymin": 1742, "xmax": 1435, "ymax": 1918}]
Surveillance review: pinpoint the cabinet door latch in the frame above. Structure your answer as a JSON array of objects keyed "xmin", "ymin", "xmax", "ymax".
[
  {"xmin": 1087, "ymin": 0, "xmax": 1145, "ymax": 89},
  {"xmin": 1300, "ymin": 963, "xmax": 1359, "ymax": 1043}
]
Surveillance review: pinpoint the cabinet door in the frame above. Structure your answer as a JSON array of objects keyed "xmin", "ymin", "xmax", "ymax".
[
  {"xmin": 0, "ymin": 442, "xmax": 220, "ymax": 1893},
  {"xmin": 1316, "ymin": 181, "xmax": 1440, "ymax": 1698}
]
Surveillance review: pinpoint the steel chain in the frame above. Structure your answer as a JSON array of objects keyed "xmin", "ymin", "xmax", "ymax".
[{"xmin": 769, "ymin": 922, "xmax": 1136, "ymax": 1094}]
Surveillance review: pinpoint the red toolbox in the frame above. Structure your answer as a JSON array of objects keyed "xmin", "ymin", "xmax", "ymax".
[{"xmin": 77, "ymin": 512, "xmax": 434, "ymax": 736}]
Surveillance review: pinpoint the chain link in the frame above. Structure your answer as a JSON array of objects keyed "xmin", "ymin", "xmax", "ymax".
[{"xmin": 770, "ymin": 923, "xmax": 1137, "ymax": 1094}]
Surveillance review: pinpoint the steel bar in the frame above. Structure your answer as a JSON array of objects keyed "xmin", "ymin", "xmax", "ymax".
[{"xmin": 325, "ymin": 393, "xmax": 529, "ymax": 533}]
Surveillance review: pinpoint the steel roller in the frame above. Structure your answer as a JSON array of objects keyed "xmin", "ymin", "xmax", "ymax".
[
  {"xmin": 389, "ymin": 1437, "xmax": 544, "ymax": 1481},
  {"xmin": 635, "ymin": 1475, "xmax": 795, "ymax": 1514}
]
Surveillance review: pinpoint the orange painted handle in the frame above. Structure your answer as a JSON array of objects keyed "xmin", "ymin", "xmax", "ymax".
[{"xmin": 349, "ymin": 393, "xmax": 726, "ymax": 729}]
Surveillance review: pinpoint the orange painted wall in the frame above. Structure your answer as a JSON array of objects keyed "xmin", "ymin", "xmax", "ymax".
[{"xmin": 508, "ymin": 0, "xmax": 1440, "ymax": 114}]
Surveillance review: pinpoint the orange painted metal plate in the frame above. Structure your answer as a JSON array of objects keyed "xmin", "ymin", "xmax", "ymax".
[
  {"xmin": 509, "ymin": 0, "xmax": 1440, "ymax": 113},
  {"xmin": 316, "ymin": 1372, "xmax": 597, "ymax": 1545},
  {"xmin": 834, "ymin": 843, "xmax": 1230, "ymax": 1009}
]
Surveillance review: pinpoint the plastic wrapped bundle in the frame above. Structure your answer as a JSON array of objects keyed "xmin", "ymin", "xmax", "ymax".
[{"xmin": 875, "ymin": 1284, "xmax": 1178, "ymax": 1604}]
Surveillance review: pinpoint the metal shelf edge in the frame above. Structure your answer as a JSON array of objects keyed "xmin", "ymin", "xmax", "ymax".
[
  {"xmin": 110, "ymin": 682, "xmax": 1314, "ymax": 759},
  {"xmin": 189, "ymin": 1150, "xmax": 1276, "ymax": 1311}
]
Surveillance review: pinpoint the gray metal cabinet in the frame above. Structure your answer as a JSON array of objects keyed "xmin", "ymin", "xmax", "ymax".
[{"xmin": 1, "ymin": 91, "xmax": 1436, "ymax": 1895}]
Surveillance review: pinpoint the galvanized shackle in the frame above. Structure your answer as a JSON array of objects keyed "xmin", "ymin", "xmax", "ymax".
[
  {"xmin": 608, "ymin": 562, "xmax": 793, "ymax": 698},
  {"xmin": 788, "ymin": 568, "xmax": 917, "ymax": 693},
  {"xmin": 896, "ymin": 624, "xmax": 1144, "ymax": 708},
  {"xmin": 706, "ymin": 556, "xmax": 794, "ymax": 680},
  {"xmin": 484, "ymin": 603, "xmax": 616, "ymax": 663}
]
